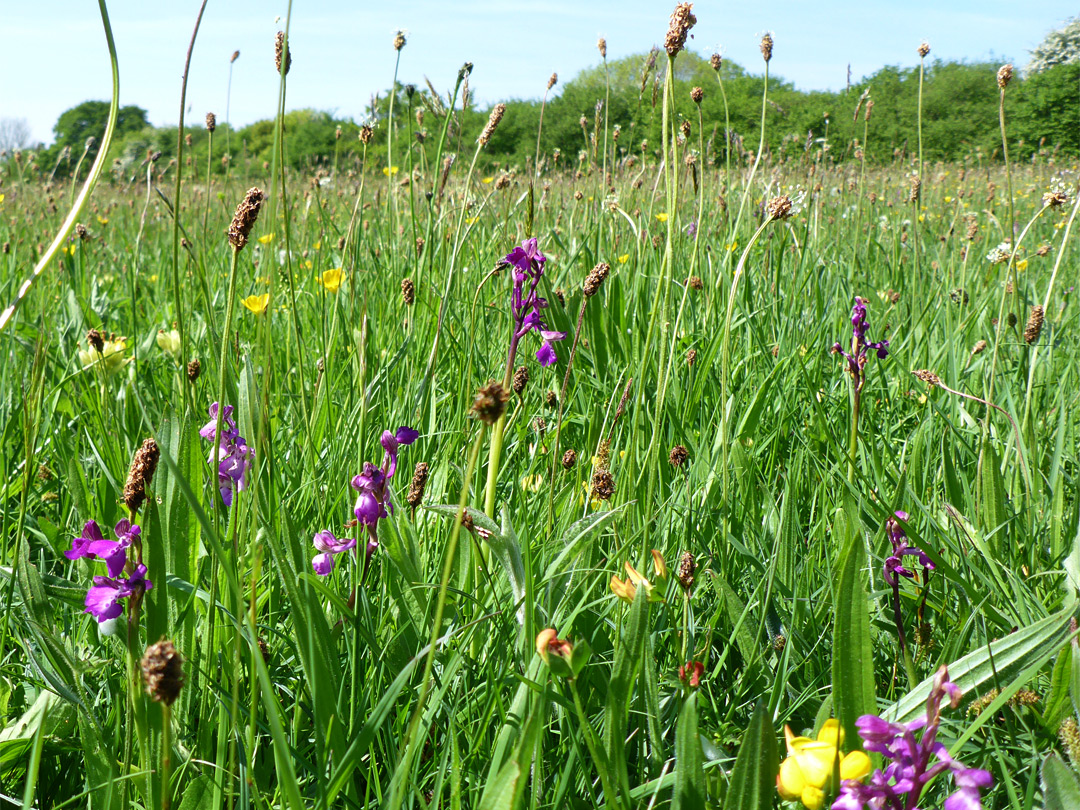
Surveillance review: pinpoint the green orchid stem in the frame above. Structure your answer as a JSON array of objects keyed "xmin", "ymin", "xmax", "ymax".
[
  {"xmin": 847, "ymin": 386, "xmax": 861, "ymax": 485},
  {"xmin": 568, "ymin": 679, "xmax": 628, "ymax": 810},
  {"xmin": 161, "ymin": 702, "xmax": 173, "ymax": 810}
]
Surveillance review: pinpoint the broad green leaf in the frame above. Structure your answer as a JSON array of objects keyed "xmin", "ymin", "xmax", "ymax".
[
  {"xmin": 978, "ymin": 438, "xmax": 1008, "ymax": 549},
  {"xmin": 832, "ymin": 527, "xmax": 876, "ymax": 749},
  {"xmin": 724, "ymin": 702, "xmax": 779, "ymax": 810},
  {"xmin": 672, "ymin": 692, "xmax": 705, "ymax": 810},
  {"xmin": 1041, "ymin": 752, "xmax": 1080, "ymax": 810}
]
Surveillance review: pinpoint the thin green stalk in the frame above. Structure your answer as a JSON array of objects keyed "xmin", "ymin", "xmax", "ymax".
[
  {"xmin": 569, "ymin": 679, "xmax": 628, "ymax": 810},
  {"xmin": 730, "ymin": 55, "xmax": 770, "ymax": 250}
]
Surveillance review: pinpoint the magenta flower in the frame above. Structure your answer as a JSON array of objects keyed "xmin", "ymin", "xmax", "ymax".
[
  {"xmin": 200, "ymin": 402, "xmax": 253, "ymax": 507},
  {"xmin": 84, "ymin": 564, "xmax": 153, "ymax": 622},
  {"xmin": 832, "ymin": 296, "xmax": 889, "ymax": 390},
  {"xmin": 883, "ymin": 511, "xmax": 933, "ymax": 587},
  {"xmin": 312, "ymin": 426, "xmax": 418, "ymax": 575},
  {"xmin": 505, "ymin": 238, "xmax": 566, "ymax": 367},
  {"xmin": 832, "ymin": 667, "xmax": 992, "ymax": 810},
  {"xmin": 65, "ymin": 519, "xmax": 139, "ymax": 578}
]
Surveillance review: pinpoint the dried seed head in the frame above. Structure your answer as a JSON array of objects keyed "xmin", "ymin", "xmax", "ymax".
[
  {"xmin": 400, "ymin": 278, "xmax": 415, "ymax": 306},
  {"xmin": 545, "ymin": 390, "xmax": 558, "ymax": 409},
  {"xmin": 949, "ymin": 288, "xmax": 969, "ymax": 306},
  {"xmin": 472, "ymin": 381, "xmax": 509, "ymax": 425},
  {"xmin": 690, "ymin": 86, "xmax": 704, "ymax": 104},
  {"xmin": 596, "ymin": 438, "xmax": 612, "ymax": 469},
  {"xmin": 393, "ymin": 30, "xmax": 406, "ymax": 51},
  {"xmin": 1044, "ymin": 189, "xmax": 1068, "ymax": 208},
  {"xmin": 1, "ymin": 242, "xmax": 8, "ymax": 254},
  {"xmin": 917, "ymin": 41, "xmax": 930, "ymax": 58},
  {"xmin": 688, "ymin": 275, "xmax": 703, "ymax": 290},
  {"xmin": 1036, "ymin": 243, "xmax": 1051, "ymax": 257},
  {"xmin": 228, "ymin": 187, "xmax": 265, "ymax": 251},
  {"xmin": 865, "ymin": 99, "xmax": 874, "ymax": 121},
  {"xmin": 562, "ymin": 449, "xmax": 577, "ymax": 470},
  {"xmin": 547, "ymin": 72, "xmax": 558, "ymax": 90},
  {"xmin": 553, "ymin": 288, "xmax": 566, "ymax": 308},
  {"xmin": 710, "ymin": 52, "xmax": 722, "ymax": 72},
  {"xmin": 677, "ymin": 551, "xmax": 695, "ymax": 590},
  {"xmin": 591, "ymin": 469, "xmax": 616, "ymax": 501},
  {"xmin": 74, "ymin": 223, "xmax": 88, "ymax": 241},
  {"xmin": 615, "ymin": 378, "xmax": 634, "ymax": 422},
  {"xmin": 996, "ymin": 63, "xmax": 1013, "ymax": 90},
  {"xmin": 187, "ymin": 359, "xmax": 201, "ymax": 381},
  {"xmin": 913, "ymin": 369, "xmax": 940, "ymax": 387},
  {"xmin": 512, "ymin": 365, "xmax": 529, "ymax": 394},
  {"xmin": 597, "ymin": 37, "xmax": 607, "ymax": 58},
  {"xmin": 359, "ymin": 124, "xmax": 374, "ymax": 145},
  {"xmin": 1024, "ymin": 306, "xmax": 1044, "ymax": 344},
  {"xmin": 274, "ymin": 31, "xmax": 291, "ymax": 75},
  {"xmin": 87, "ymin": 328, "xmax": 105, "ymax": 352},
  {"xmin": 406, "ymin": 462, "xmax": 430, "ymax": 508},
  {"xmin": 584, "ymin": 261, "xmax": 610, "ymax": 297},
  {"xmin": 760, "ymin": 32, "xmax": 774, "ymax": 63},
  {"xmin": 141, "ymin": 639, "xmax": 184, "ymax": 706},
  {"xmin": 669, "ymin": 444, "xmax": 689, "ymax": 467},
  {"xmin": 206, "ymin": 112, "xmax": 216, "ymax": 132},
  {"xmin": 965, "ymin": 215, "xmax": 978, "ymax": 240},
  {"xmin": 908, "ymin": 174, "xmax": 921, "ymax": 204},
  {"xmin": 767, "ymin": 195, "xmax": 793, "ymax": 220},
  {"xmin": 478, "ymin": 104, "xmax": 506, "ymax": 147},
  {"xmin": 231, "ymin": 50, "xmax": 240, "ymax": 63},
  {"xmin": 123, "ymin": 437, "xmax": 160, "ymax": 515},
  {"xmin": 664, "ymin": 3, "xmax": 697, "ymax": 58},
  {"xmin": 687, "ymin": 348, "xmax": 697, "ymax": 366},
  {"xmin": 415, "ymin": 236, "xmax": 425, "ymax": 257},
  {"xmin": 1060, "ymin": 717, "xmax": 1080, "ymax": 767},
  {"xmin": 1007, "ymin": 312, "xmax": 1018, "ymax": 328}
]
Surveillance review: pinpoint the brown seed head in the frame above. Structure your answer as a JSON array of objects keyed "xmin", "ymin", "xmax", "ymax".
[
  {"xmin": 690, "ymin": 86, "xmax": 704, "ymax": 104},
  {"xmin": 562, "ymin": 448, "xmax": 577, "ymax": 470},
  {"xmin": 545, "ymin": 390, "xmax": 558, "ymax": 409},
  {"xmin": 2, "ymin": 242, "xmax": 9, "ymax": 255},
  {"xmin": 912, "ymin": 369, "xmax": 940, "ymax": 387},
  {"xmin": 710, "ymin": 52, "xmax": 722, "ymax": 72},
  {"xmin": 401, "ymin": 277, "xmax": 415, "ymax": 306},
  {"xmin": 141, "ymin": 639, "xmax": 184, "ymax": 706},
  {"xmin": 1044, "ymin": 190, "xmax": 1068, "ymax": 208},
  {"xmin": 187, "ymin": 359, "xmax": 201, "ymax": 381},
  {"xmin": 393, "ymin": 30, "xmax": 406, "ymax": 51},
  {"xmin": 415, "ymin": 236, "xmax": 425, "ymax": 257},
  {"xmin": 478, "ymin": 104, "xmax": 506, "ymax": 147},
  {"xmin": 87, "ymin": 328, "xmax": 105, "ymax": 352},
  {"xmin": 597, "ymin": 37, "xmax": 607, "ymax": 58},
  {"xmin": 231, "ymin": 50, "xmax": 240, "ymax": 64},
  {"xmin": 865, "ymin": 99, "xmax": 874, "ymax": 121},
  {"xmin": 687, "ymin": 348, "xmax": 697, "ymax": 366},
  {"xmin": 406, "ymin": 462, "xmax": 430, "ymax": 509},
  {"xmin": 206, "ymin": 112, "xmax": 216, "ymax": 132},
  {"xmin": 123, "ymin": 438, "xmax": 160, "ymax": 515},
  {"xmin": 996, "ymin": 63, "xmax": 1013, "ymax": 90},
  {"xmin": 680, "ymin": 119, "xmax": 691, "ymax": 138},
  {"xmin": 512, "ymin": 365, "xmax": 529, "ymax": 394},
  {"xmin": 228, "ymin": 187, "xmax": 265, "ymax": 251},
  {"xmin": 1024, "ymin": 306, "xmax": 1044, "ymax": 344},
  {"xmin": 908, "ymin": 174, "xmax": 921, "ymax": 204},
  {"xmin": 597, "ymin": 438, "xmax": 612, "ymax": 469},
  {"xmin": 359, "ymin": 124, "xmax": 374, "ymax": 145},
  {"xmin": 965, "ymin": 215, "xmax": 978, "ymax": 241},
  {"xmin": 547, "ymin": 72, "xmax": 558, "ymax": 90},
  {"xmin": 767, "ymin": 195, "xmax": 793, "ymax": 220},
  {"xmin": 677, "ymin": 551, "xmax": 695, "ymax": 590},
  {"xmin": 274, "ymin": 31, "xmax": 291, "ymax": 75},
  {"xmin": 584, "ymin": 261, "xmax": 610, "ymax": 297},
  {"xmin": 669, "ymin": 444, "xmax": 689, "ymax": 467},
  {"xmin": 664, "ymin": 3, "xmax": 698, "ymax": 58},
  {"xmin": 1007, "ymin": 312, "xmax": 1017, "ymax": 328},
  {"xmin": 591, "ymin": 469, "xmax": 616, "ymax": 501},
  {"xmin": 74, "ymin": 223, "xmax": 88, "ymax": 241},
  {"xmin": 688, "ymin": 275, "xmax": 703, "ymax": 290},
  {"xmin": 760, "ymin": 32, "xmax": 774, "ymax": 63},
  {"xmin": 1036, "ymin": 243, "xmax": 1051, "ymax": 257},
  {"xmin": 917, "ymin": 41, "xmax": 930, "ymax": 58},
  {"xmin": 472, "ymin": 381, "xmax": 509, "ymax": 425}
]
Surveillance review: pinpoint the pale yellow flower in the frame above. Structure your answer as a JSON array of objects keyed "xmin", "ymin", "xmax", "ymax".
[
  {"xmin": 79, "ymin": 336, "xmax": 128, "ymax": 375},
  {"xmin": 777, "ymin": 720, "xmax": 871, "ymax": 810},
  {"xmin": 382, "ymin": 166, "xmax": 399, "ymax": 176},
  {"xmin": 317, "ymin": 268, "xmax": 344, "ymax": 293},
  {"xmin": 655, "ymin": 213, "xmax": 668, "ymax": 222},
  {"xmin": 257, "ymin": 233, "xmax": 275, "ymax": 245},
  {"xmin": 156, "ymin": 329, "xmax": 181, "ymax": 357}
]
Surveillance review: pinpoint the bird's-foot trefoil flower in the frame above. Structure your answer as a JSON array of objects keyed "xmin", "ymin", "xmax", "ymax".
[
  {"xmin": 777, "ymin": 719, "xmax": 871, "ymax": 810},
  {"xmin": 831, "ymin": 667, "xmax": 992, "ymax": 810}
]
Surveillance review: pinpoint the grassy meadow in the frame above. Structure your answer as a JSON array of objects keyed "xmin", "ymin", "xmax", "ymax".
[{"xmin": 1, "ymin": 4, "xmax": 1079, "ymax": 809}]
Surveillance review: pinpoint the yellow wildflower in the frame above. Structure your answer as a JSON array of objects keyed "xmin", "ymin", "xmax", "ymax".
[
  {"xmin": 466, "ymin": 216, "xmax": 480, "ymax": 225},
  {"xmin": 242, "ymin": 294, "xmax": 270, "ymax": 314},
  {"xmin": 655, "ymin": 213, "xmax": 668, "ymax": 222},
  {"xmin": 482, "ymin": 177, "xmax": 494, "ymax": 184},
  {"xmin": 521, "ymin": 474, "xmax": 543, "ymax": 492},
  {"xmin": 97, "ymin": 216, "xmax": 109, "ymax": 225},
  {"xmin": 317, "ymin": 268, "xmax": 344, "ymax": 293},
  {"xmin": 726, "ymin": 241, "xmax": 739, "ymax": 252},
  {"xmin": 156, "ymin": 329, "xmax": 181, "ymax": 357},
  {"xmin": 382, "ymin": 166, "xmax": 399, "ymax": 176},
  {"xmin": 258, "ymin": 233, "xmax": 275, "ymax": 245},
  {"xmin": 618, "ymin": 254, "xmax": 630, "ymax": 264},
  {"xmin": 777, "ymin": 720, "xmax": 871, "ymax": 810},
  {"xmin": 78, "ymin": 336, "xmax": 128, "ymax": 375},
  {"xmin": 313, "ymin": 240, "xmax": 321, "ymax": 250},
  {"xmin": 1016, "ymin": 259, "xmax": 1028, "ymax": 272}
]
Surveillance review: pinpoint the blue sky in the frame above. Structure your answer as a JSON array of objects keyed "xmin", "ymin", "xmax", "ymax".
[{"xmin": 1, "ymin": 0, "xmax": 1069, "ymax": 145}]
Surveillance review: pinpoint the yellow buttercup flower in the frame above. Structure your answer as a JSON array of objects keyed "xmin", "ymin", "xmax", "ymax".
[
  {"xmin": 313, "ymin": 240, "xmax": 321, "ymax": 250},
  {"xmin": 382, "ymin": 166, "xmax": 399, "ymax": 176},
  {"xmin": 317, "ymin": 268, "xmax": 344, "ymax": 293},
  {"xmin": 726, "ymin": 241, "xmax": 739, "ymax": 252},
  {"xmin": 303, "ymin": 259, "xmax": 313, "ymax": 270},
  {"xmin": 777, "ymin": 720, "xmax": 870, "ymax": 809},
  {"xmin": 482, "ymin": 177, "xmax": 494, "ymax": 184},
  {"xmin": 655, "ymin": 212, "xmax": 668, "ymax": 222},
  {"xmin": 242, "ymin": 294, "xmax": 270, "ymax": 314},
  {"xmin": 97, "ymin": 216, "xmax": 109, "ymax": 225},
  {"xmin": 466, "ymin": 216, "xmax": 480, "ymax": 225},
  {"xmin": 618, "ymin": 254, "xmax": 630, "ymax": 264},
  {"xmin": 1016, "ymin": 259, "xmax": 1028, "ymax": 272},
  {"xmin": 257, "ymin": 233, "xmax": 275, "ymax": 245},
  {"xmin": 0, "ymin": 193, "xmax": 5, "ymax": 205}
]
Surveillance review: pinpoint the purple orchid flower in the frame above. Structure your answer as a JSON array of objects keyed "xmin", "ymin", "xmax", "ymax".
[
  {"xmin": 832, "ymin": 296, "xmax": 889, "ymax": 390},
  {"xmin": 200, "ymin": 402, "xmax": 253, "ymax": 507},
  {"xmin": 833, "ymin": 667, "xmax": 992, "ymax": 810},
  {"xmin": 312, "ymin": 426, "xmax": 418, "ymax": 575},
  {"xmin": 65, "ymin": 519, "xmax": 139, "ymax": 578},
  {"xmin": 84, "ymin": 563, "xmax": 153, "ymax": 623},
  {"xmin": 884, "ymin": 511, "xmax": 934, "ymax": 587},
  {"xmin": 504, "ymin": 238, "xmax": 566, "ymax": 367}
]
